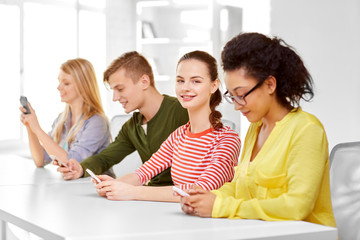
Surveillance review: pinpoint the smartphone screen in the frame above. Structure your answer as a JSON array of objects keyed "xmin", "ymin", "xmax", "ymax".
[{"xmin": 20, "ymin": 96, "xmax": 31, "ymax": 114}]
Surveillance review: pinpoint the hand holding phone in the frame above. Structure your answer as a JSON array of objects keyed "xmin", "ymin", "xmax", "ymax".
[
  {"xmin": 20, "ymin": 96, "xmax": 31, "ymax": 114},
  {"xmin": 86, "ymin": 169, "xmax": 101, "ymax": 183},
  {"xmin": 49, "ymin": 155, "xmax": 71, "ymax": 171},
  {"xmin": 173, "ymin": 186, "xmax": 190, "ymax": 197}
]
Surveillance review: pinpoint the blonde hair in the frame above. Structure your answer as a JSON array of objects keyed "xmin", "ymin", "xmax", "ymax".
[{"xmin": 52, "ymin": 58, "xmax": 108, "ymax": 145}]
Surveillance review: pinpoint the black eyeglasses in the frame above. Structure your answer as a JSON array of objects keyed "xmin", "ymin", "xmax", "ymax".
[{"xmin": 223, "ymin": 80, "xmax": 265, "ymax": 106}]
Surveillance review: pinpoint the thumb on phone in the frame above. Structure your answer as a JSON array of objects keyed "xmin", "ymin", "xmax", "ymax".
[{"xmin": 67, "ymin": 159, "xmax": 83, "ymax": 179}]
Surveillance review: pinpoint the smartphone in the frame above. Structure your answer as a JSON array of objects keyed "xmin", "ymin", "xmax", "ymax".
[
  {"xmin": 86, "ymin": 169, "xmax": 101, "ymax": 183},
  {"xmin": 20, "ymin": 96, "xmax": 31, "ymax": 114},
  {"xmin": 49, "ymin": 155, "xmax": 70, "ymax": 169},
  {"xmin": 172, "ymin": 186, "xmax": 190, "ymax": 197}
]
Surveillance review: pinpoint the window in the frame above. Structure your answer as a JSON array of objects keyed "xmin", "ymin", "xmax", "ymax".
[
  {"xmin": 0, "ymin": 0, "xmax": 106, "ymax": 142},
  {"xmin": 0, "ymin": 4, "xmax": 20, "ymax": 140},
  {"xmin": 79, "ymin": 9, "xmax": 106, "ymax": 102}
]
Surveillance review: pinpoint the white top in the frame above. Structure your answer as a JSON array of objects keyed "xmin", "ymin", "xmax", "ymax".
[{"xmin": 141, "ymin": 123, "xmax": 147, "ymax": 135}]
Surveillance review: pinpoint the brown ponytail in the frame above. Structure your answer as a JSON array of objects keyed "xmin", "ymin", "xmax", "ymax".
[
  {"xmin": 178, "ymin": 50, "xmax": 223, "ymax": 130},
  {"xmin": 209, "ymin": 89, "xmax": 223, "ymax": 130}
]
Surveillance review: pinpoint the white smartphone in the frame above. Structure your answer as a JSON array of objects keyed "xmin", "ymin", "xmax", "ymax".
[
  {"xmin": 86, "ymin": 169, "xmax": 101, "ymax": 183},
  {"xmin": 172, "ymin": 186, "xmax": 190, "ymax": 197},
  {"xmin": 49, "ymin": 155, "xmax": 69, "ymax": 168}
]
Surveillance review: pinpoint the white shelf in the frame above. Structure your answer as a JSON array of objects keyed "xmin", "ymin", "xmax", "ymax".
[
  {"xmin": 141, "ymin": 38, "xmax": 170, "ymax": 44},
  {"xmin": 140, "ymin": 38, "xmax": 211, "ymax": 45},
  {"xmin": 136, "ymin": 0, "xmax": 220, "ymax": 85}
]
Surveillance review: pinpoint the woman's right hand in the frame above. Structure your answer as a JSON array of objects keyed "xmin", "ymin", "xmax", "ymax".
[
  {"xmin": 180, "ymin": 188, "xmax": 216, "ymax": 218},
  {"xmin": 58, "ymin": 159, "xmax": 84, "ymax": 180},
  {"xmin": 20, "ymin": 102, "xmax": 41, "ymax": 133},
  {"xmin": 95, "ymin": 175, "xmax": 115, "ymax": 197}
]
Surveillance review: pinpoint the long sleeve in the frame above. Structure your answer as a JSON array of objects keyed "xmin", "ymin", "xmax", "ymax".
[
  {"xmin": 211, "ymin": 110, "xmax": 336, "ymax": 227},
  {"xmin": 81, "ymin": 95, "xmax": 189, "ymax": 184},
  {"xmin": 211, "ymin": 168, "xmax": 239, "ymax": 197},
  {"xmin": 135, "ymin": 128, "xmax": 176, "ymax": 185},
  {"xmin": 43, "ymin": 116, "xmax": 60, "ymax": 164},
  {"xmin": 67, "ymin": 115, "xmax": 110, "ymax": 163},
  {"xmin": 136, "ymin": 125, "xmax": 241, "ymax": 190},
  {"xmin": 180, "ymin": 131, "xmax": 241, "ymax": 190},
  {"xmin": 81, "ymin": 120, "xmax": 137, "ymax": 176}
]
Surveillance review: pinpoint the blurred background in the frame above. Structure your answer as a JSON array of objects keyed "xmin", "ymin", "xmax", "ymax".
[{"xmin": 0, "ymin": 0, "xmax": 359, "ymax": 152}]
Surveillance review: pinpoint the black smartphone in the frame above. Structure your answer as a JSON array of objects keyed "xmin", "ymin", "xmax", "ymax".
[{"xmin": 20, "ymin": 96, "xmax": 31, "ymax": 114}]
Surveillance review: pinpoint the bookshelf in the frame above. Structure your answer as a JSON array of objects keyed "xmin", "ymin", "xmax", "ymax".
[
  {"xmin": 135, "ymin": 0, "xmax": 242, "ymax": 133},
  {"xmin": 136, "ymin": 0, "xmax": 221, "ymax": 86}
]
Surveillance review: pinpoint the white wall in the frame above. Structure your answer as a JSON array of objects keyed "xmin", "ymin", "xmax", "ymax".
[
  {"xmin": 270, "ymin": 0, "xmax": 360, "ymax": 150},
  {"xmin": 105, "ymin": 0, "xmax": 360, "ymax": 149},
  {"xmin": 105, "ymin": 0, "xmax": 136, "ymax": 119},
  {"xmin": 223, "ymin": 0, "xmax": 271, "ymax": 140}
]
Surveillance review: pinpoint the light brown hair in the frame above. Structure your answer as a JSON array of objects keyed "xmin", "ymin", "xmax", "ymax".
[{"xmin": 104, "ymin": 51, "xmax": 155, "ymax": 86}]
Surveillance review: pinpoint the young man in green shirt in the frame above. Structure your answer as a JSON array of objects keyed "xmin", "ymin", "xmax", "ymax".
[{"xmin": 58, "ymin": 51, "xmax": 189, "ymax": 186}]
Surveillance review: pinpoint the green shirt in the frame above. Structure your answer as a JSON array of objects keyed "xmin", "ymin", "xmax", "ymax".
[{"xmin": 80, "ymin": 95, "xmax": 189, "ymax": 186}]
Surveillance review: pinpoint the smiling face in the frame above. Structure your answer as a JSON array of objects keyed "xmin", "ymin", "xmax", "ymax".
[
  {"xmin": 224, "ymin": 67, "xmax": 274, "ymax": 123},
  {"xmin": 175, "ymin": 59, "xmax": 218, "ymax": 112},
  {"xmin": 108, "ymin": 68, "xmax": 146, "ymax": 114},
  {"xmin": 57, "ymin": 69, "xmax": 81, "ymax": 105}
]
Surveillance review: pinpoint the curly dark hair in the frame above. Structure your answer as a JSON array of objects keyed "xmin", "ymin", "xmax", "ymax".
[
  {"xmin": 221, "ymin": 32, "xmax": 314, "ymax": 109},
  {"xmin": 177, "ymin": 50, "xmax": 223, "ymax": 130}
]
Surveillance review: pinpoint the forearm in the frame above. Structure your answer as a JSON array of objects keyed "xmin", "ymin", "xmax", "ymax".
[
  {"xmin": 117, "ymin": 173, "xmax": 179, "ymax": 202},
  {"xmin": 212, "ymin": 158, "xmax": 326, "ymax": 219},
  {"xmin": 186, "ymin": 134, "xmax": 240, "ymax": 191},
  {"xmin": 133, "ymin": 185, "xmax": 179, "ymax": 202},
  {"xmin": 81, "ymin": 138, "xmax": 135, "ymax": 177},
  {"xmin": 117, "ymin": 173, "xmax": 142, "ymax": 185},
  {"xmin": 32, "ymin": 127, "xmax": 68, "ymax": 163},
  {"xmin": 26, "ymin": 128, "xmax": 45, "ymax": 167}
]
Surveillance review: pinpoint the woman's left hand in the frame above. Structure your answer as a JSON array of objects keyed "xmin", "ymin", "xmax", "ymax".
[
  {"xmin": 20, "ymin": 102, "xmax": 41, "ymax": 133},
  {"xmin": 180, "ymin": 188, "xmax": 216, "ymax": 217},
  {"xmin": 96, "ymin": 179, "xmax": 135, "ymax": 201}
]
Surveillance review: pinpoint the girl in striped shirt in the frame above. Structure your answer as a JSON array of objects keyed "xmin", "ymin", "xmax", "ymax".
[{"xmin": 94, "ymin": 51, "xmax": 241, "ymax": 202}]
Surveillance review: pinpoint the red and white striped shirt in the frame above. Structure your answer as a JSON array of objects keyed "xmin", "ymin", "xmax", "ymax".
[{"xmin": 135, "ymin": 122, "xmax": 241, "ymax": 190}]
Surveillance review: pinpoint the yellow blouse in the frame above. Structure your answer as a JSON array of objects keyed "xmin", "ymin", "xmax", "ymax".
[{"xmin": 212, "ymin": 108, "xmax": 336, "ymax": 227}]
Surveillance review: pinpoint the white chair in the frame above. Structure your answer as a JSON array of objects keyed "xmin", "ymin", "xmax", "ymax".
[
  {"xmin": 110, "ymin": 114, "xmax": 132, "ymax": 140},
  {"xmin": 110, "ymin": 114, "xmax": 142, "ymax": 177},
  {"xmin": 222, "ymin": 118, "xmax": 236, "ymax": 130},
  {"xmin": 329, "ymin": 141, "xmax": 360, "ymax": 240}
]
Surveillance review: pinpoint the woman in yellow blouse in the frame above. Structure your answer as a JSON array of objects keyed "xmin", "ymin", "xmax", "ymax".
[{"xmin": 179, "ymin": 32, "xmax": 336, "ymax": 227}]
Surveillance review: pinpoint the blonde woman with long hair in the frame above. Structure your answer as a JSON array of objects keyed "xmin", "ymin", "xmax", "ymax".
[{"xmin": 20, "ymin": 58, "xmax": 111, "ymax": 171}]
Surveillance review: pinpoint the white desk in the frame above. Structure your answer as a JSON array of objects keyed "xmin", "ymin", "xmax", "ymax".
[
  {"xmin": 0, "ymin": 155, "xmax": 338, "ymax": 240},
  {"xmin": 0, "ymin": 154, "xmax": 87, "ymax": 186}
]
